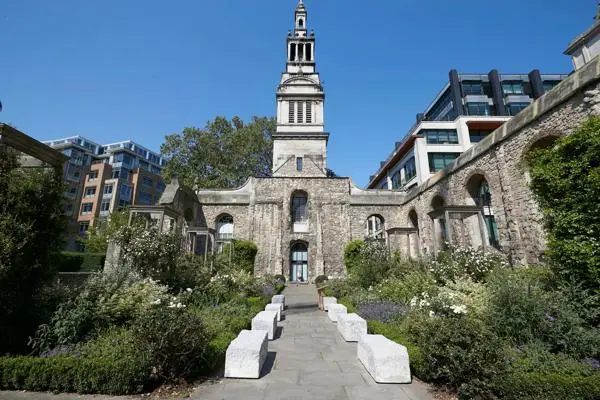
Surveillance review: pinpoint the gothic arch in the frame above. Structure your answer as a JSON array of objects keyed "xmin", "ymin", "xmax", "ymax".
[
  {"xmin": 519, "ymin": 131, "xmax": 563, "ymax": 171},
  {"xmin": 215, "ymin": 213, "xmax": 234, "ymax": 240}
]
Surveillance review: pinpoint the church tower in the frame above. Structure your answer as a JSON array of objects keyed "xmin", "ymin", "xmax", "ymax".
[{"xmin": 273, "ymin": 0, "xmax": 328, "ymax": 177}]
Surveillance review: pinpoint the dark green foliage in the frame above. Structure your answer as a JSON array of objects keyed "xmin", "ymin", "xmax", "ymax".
[
  {"xmin": 407, "ymin": 313, "xmax": 506, "ymax": 397},
  {"xmin": 161, "ymin": 116, "xmax": 274, "ymax": 189},
  {"xmin": 527, "ymin": 117, "xmax": 600, "ymax": 289},
  {"xmin": 486, "ymin": 268, "xmax": 600, "ymax": 359},
  {"xmin": 343, "ymin": 239, "xmax": 364, "ymax": 273},
  {"xmin": 0, "ymin": 148, "xmax": 67, "ymax": 353},
  {"xmin": 233, "ymin": 240, "xmax": 258, "ymax": 273},
  {"xmin": 495, "ymin": 346, "xmax": 600, "ymax": 400},
  {"xmin": 0, "ymin": 356, "xmax": 150, "ymax": 395},
  {"xmin": 130, "ymin": 307, "xmax": 209, "ymax": 381},
  {"xmin": 57, "ymin": 252, "xmax": 105, "ymax": 272}
]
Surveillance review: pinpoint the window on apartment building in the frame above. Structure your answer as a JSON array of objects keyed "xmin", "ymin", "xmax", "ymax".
[
  {"xmin": 391, "ymin": 171, "xmax": 401, "ymax": 189},
  {"xmin": 297, "ymin": 101, "xmax": 304, "ymax": 123},
  {"xmin": 87, "ymin": 171, "xmax": 98, "ymax": 180},
  {"xmin": 118, "ymin": 199, "xmax": 130, "ymax": 208},
  {"xmin": 289, "ymin": 101, "xmax": 295, "ymax": 123},
  {"xmin": 465, "ymin": 102, "xmax": 491, "ymax": 116},
  {"xmin": 543, "ymin": 80, "xmax": 561, "ymax": 93},
  {"xmin": 103, "ymin": 184, "xmax": 113, "ymax": 195},
  {"xmin": 81, "ymin": 202, "xmax": 93, "ymax": 215},
  {"xmin": 84, "ymin": 186, "xmax": 96, "ymax": 198},
  {"xmin": 79, "ymin": 221, "xmax": 90, "ymax": 234},
  {"xmin": 296, "ymin": 157, "xmax": 303, "ymax": 172},
  {"xmin": 142, "ymin": 176, "xmax": 153, "ymax": 187},
  {"xmin": 428, "ymin": 153, "xmax": 461, "ymax": 173},
  {"xmin": 69, "ymin": 187, "xmax": 77, "ymax": 194},
  {"xmin": 305, "ymin": 101, "xmax": 312, "ymax": 123},
  {"xmin": 114, "ymin": 152, "xmax": 133, "ymax": 165},
  {"xmin": 139, "ymin": 161, "xmax": 149, "ymax": 171},
  {"xmin": 112, "ymin": 170, "xmax": 120, "ymax": 179},
  {"xmin": 507, "ymin": 102, "xmax": 530, "ymax": 116},
  {"xmin": 403, "ymin": 157, "xmax": 417, "ymax": 183},
  {"xmin": 502, "ymin": 81, "xmax": 524, "ymax": 95},
  {"xmin": 120, "ymin": 184, "xmax": 133, "ymax": 201},
  {"xmin": 423, "ymin": 129, "xmax": 459, "ymax": 145},
  {"xmin": 469, "ymin": 130, "xmax": 492, "ymax": 143},
  {"xmin": 100, "ymin": 200, "xmax": 111, "ymax": 212},
  {"xmin": 156, "ymin": 182, "xmax": 166, "ymax": 192},
  {"xmin": 73, "ymin": 170, "xmax": 80, "ymax": 178},
  {"xmin": 120, "ymin": 169, "xmax": 130, "ymax": 180},
  {"xmin": 461, "ymin": 81, "xmax": 483, "ymax": 96},
  {"xmin": 151, "ymin": 166, "xmax": 161, "ymax": 175},
  {"xmin": 138, "ymin": 191, "xmax": 153, "ymax": 205}
]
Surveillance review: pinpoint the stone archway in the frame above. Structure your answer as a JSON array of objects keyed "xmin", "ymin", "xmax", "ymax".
[{"xmin": 290, "ymin": 241, "xmax": 309, "ymax": 283}]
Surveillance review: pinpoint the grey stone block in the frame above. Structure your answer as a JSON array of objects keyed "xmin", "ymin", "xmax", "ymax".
[
  {"xmin": 271, "ymin": 294, "xmax": 285, "ymax": 308},
  {"xmin": 357, "ymin": 334, "xmax": 411, "ymax": 383},
  {"xmin": 252, "ymin": 311, "xmax": 278, "ymax": 340},
  {"xmin": 323, "ymin": 297, "xmax": 337, "ymax": 311},
  {"xmin": 224, "ymin": 330, "xmax": 268, "ymax": 379},
  {"xmin": 265, "ymin": 303, "xmax": 282, "ymax": 321},
  {"xmin": 337, "ymin": 313, "xmax": 367, "ymax": 342},
  {"xmin": 328, "ymin": 303, "xmax": 347, "ymax": 322}
]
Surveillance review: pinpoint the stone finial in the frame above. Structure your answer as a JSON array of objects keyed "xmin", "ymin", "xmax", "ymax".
[{"xmin": 170, "ymin": 174, "xmax": 179, "ymax": 185}]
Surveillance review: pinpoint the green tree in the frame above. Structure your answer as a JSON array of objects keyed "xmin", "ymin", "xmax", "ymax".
[
  {"xmin": 79, "ymin": 210, "xmax": 129, "ymax": 253},
  {"xmin": 0, "ymin": 147, "xmax": 67, "ymax": 352},
  {"xmin": 161, "ymin": 116, "xmax": 274, "ymax": 189},
  {"xmin": 527, "ymin": 117, "xmax": 600, "ymax": 289}
]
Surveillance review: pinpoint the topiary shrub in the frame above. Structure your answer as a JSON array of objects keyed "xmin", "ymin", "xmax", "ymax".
[
  {"xmin": 315, "ymin": 275, "xmax": 328, "ymax": 287},
  {"xmin": 274, "ymin": 274, "xmax": 286, "ymax": 285}
]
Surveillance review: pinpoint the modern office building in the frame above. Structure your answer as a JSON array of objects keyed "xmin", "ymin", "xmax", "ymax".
[
  {"xmin": 44, "ymin": 136, "xmax": 166, "ymax": 246},
  {"xmin": 368, "ymin": 69, "xmax": 568, "ymax": 191}
]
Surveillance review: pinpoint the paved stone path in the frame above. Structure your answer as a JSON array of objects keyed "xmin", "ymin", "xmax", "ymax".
[{"xmin": 192, "ymin": 284, "xmax": 436, "ymax": 400}]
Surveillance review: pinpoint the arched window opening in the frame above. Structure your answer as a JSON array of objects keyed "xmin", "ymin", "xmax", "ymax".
[
  {"xmin": 216, "ymin": 214, "xmax": 234, "ymax": 240},
  {"xmin": 298, "ymin": 44, "xmax": 304, "ymax": 61},
  {"xmin": 467, "ymin": 176, "xmax": 500, "ymax": 249},
  {"xmin": 409, "ymin": 209, "xmax": 419, "ymax": 229},
  {"xmin": 523, "ymin": 135, "xmax": 560, "ymax": 183},
  {"xmin": 298, "ymin": 18, "xmax": 304, "ymax": 28},
  {"xmin": 292, "ymin": 191, "xmax": 308, "ymax": 232},
  {"xmin": 366, "ymin": 215, "xmax": 385, "ymax": 240},
  {"xmin": 431, "ymin": 195, "xmax": 447, "ymax": 245},
  {"xmin": 290, "ymin": 43, "xmax": 297, "ymax": 62},
  {"xmin": 306, "ymin": 43, "xmax": 312, "ymax": 61}
]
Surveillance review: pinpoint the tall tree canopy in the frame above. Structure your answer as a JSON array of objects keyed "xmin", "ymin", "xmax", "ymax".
[{"xmin": 161, "ymin": 116, "xmax": 274, "ymax": 189}]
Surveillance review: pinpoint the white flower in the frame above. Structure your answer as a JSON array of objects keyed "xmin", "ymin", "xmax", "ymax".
[
  {"xmin": 186, "ymin": 288, "xmax": 193, "ymax": 293},
  {"xmin": 151, "ymin": 299, "xmax": 161, "ymax": 305},
  {"xmin": 429, "ymin": 311, "xmax": 435, "ymax": 317}
]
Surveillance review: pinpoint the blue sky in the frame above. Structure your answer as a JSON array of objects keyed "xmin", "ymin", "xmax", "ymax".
[{"xmin": 0, "ymin": 0, "xmax": 595, "ymax": 187}]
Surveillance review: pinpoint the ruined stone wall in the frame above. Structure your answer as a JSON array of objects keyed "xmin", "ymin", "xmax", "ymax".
[{"xmin": 399, "ymin": 59, "xmax": 600, "ymax": 265}]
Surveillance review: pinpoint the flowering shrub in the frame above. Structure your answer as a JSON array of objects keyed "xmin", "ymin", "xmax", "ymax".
[
  {"xmin": 375, "ymin": 271, "xmax": 437, "ymax": 303},
  {"xmin": 357, "ymin": 301, "xmax": 407, "ymax": 323},
  {"xmin": 431, "ymin": 244, "xmax": 507, "ymax": 283}
]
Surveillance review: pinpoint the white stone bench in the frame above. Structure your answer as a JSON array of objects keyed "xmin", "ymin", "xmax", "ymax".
[
  {"xmin": 271, "ymin": 294, "xmax": 285, "ymax": 309},
  {"xmin": 252, "ymin": 310, "xmax": 278, "ymax": 340},
  {"xmin": 328, "ymin": 304, "xmax": 347, "ymax": 322},
  {"xmin": 323, "ymin": 297, "xmax": 337, "ymax": 311},
  {"xmin": 265, "ymin": 303, "xmax": 283, "ymax": 321},
  {"xmin": 358, "ymin": 334, "xmax": 411, "ymax": 383},
  {"xmin": 337, "ymin": 313, "xmax": 367, "ymax": 342},
  {"xmin": 224, "ymin": 330, "xmax": 268, "ymax": 379}
]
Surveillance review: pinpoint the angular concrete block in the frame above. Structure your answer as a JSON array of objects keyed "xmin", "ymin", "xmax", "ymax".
[
  {"xmin": 265, "ymin": 303, "xmax": 282, "ymax": 321},
  {"xmin": 328, "ymin": 303, "xmax": 347, "ymax": 322},
  {"xmin": 225, "ymin": 330, "xmax": 268, "ymax": 379},
  {"xmin": 337, "ymin": 313, "xmax": 367, "ymax": 342},
  {"xmin": 252, "ymin": 310, "xmax": 278, "ymax": 340},
  {"xmin": 271, "ymin": 294, "xmax": 285, "ymax": 308},
  {"xmin": 358, "ymin": 334, "xmax": 411, "ymax": 383},
  {"xmin": 323, "ymin": 297, "xmax": 337, "ymax": 311}
]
